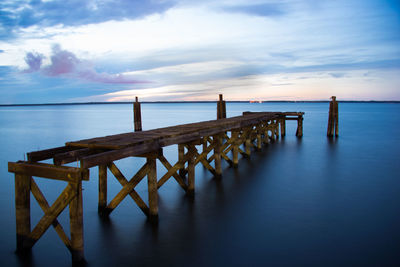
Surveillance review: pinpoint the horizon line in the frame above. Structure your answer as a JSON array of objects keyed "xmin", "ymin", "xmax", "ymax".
[{"xmin": 1, "ymin": 100, "xmax": 400, "ymax": 107}]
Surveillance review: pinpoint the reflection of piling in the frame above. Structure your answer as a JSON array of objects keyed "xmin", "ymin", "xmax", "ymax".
[
  {"xmin": 327, "ymin": 96, "xmax": 339, "ymax": 137},
  {"xmin": 134, "ymin": 96, "xmax": 142, "ymax": 132},
  {"xmin": 217, "ymin": 94, "xmax": 226, "ymax": 120}
]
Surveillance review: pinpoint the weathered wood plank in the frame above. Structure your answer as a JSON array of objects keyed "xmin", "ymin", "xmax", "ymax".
[
  {"xmin": 54, "ymin": 148, "xmax": 102, "ymax": 166},
  {"xmin": 80, "ymin": 142, "xmax": 159, "ymax": 169},
  {"xmin": 27, "ymin": 146, "xmax": 78, "ymax": 162},
  {"xmin": 9, "ymin": 162, "xmax": 89, "ymax": 182}
]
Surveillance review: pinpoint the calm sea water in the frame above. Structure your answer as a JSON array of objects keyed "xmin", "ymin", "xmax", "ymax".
[{"xmin": 0, "ymin": 102, "xmax": 399, "ymax": 266}]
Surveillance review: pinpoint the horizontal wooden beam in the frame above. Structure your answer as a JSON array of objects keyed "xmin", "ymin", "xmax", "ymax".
[
  {"xmin": 284, "ymin": 117, "xmax": 299, "ymax": 121},
  {"xmin": 80, "ymin": 142, "xmax": 160, "ymax": 169},
  {"xmin": 53, "ymin": 148, "xmax": 106, "ymax": 166},
  {"xmin": 8, "ymin": 162, "xmax": 89, "ymax": 182},
  {"xmin": 27, "ymin": 146, "xmax": 78, "ymax": 162}
]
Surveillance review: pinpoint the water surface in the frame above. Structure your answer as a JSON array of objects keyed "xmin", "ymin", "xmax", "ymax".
[{"xmin": 0, "ymin": 102, "xmax": 399, "ymax": 266}]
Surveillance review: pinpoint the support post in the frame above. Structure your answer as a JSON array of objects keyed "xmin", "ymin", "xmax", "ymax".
[
  {"xmin": 245, "ymin": 129, "xmax": 251, "ymax": 157},
  {"xmin": 296, "ymin": 115, "xmax": 303, "ymax": 137},
  {"xmin": 217, "ymin": 94, "xmax": 226, "ymax": 119},
  {"xmin": 134, "ymin": 96, "xmax": 142, "ymax": 132},
  {"xmin": 275, "ymin": 121, "xmax": 280, "ymax": 139},
  {"xmin": 147, "ymin": 156, "xmax": 158, "ymax": 222},
  {"xmin": 327, "ymin": 96, "xmax": 339, "ymax": 137},
  {"xmin": 231, "ymin": 130, "xmax": 239, "ymax": 168},
  {"xmin": 69, "ymin": 181, "xmax": 84, "ymax": 263},
  {"xmin": 256, "ymin": 132, "xmax": 262, "ymax": 150},
  {"xmin": 187, "ymin": 145, "xmax": 195, "ymax": 196},
  {"xmin": 280, "ymin": 118, "xmax": 286, "ymax": 137},
  {"xmin": 213, "ymin": 135, "xmax": 222, "ymax": 177},
  {"xmin": 98, "ymin": 165, "xmax": 107, "ymax": 214},
  {"xmin": 178, "ymin": 144, "xmax": 185, "ymax": 178},
  {"xmin": 15, "ymin": 174, "xmax": 31, "ymax": 253}
]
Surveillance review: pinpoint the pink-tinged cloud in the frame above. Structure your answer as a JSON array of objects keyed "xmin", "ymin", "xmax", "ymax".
[
  {"xmin": 23, "ymin": 44, "xmax": 147, "ymax": 84},
  {"xmin": 24, "ymin": 52, "xmax": 45, "ymax": 72}
]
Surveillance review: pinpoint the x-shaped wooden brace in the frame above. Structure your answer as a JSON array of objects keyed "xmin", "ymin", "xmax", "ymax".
[
  {"xmin": 98, "ymin": 155, "xmax": 158, "ymax": 220},
  {"xmin": 15, "ymin": 175, "xmax": 83, "ymax": 261},
  {"xmin": 157, "ymin": 143, "xmax": 201, "ymax": 195}
]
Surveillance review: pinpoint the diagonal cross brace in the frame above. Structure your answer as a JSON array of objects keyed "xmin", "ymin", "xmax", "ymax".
[
  {"xmin": 23, "ymin": 183, "xmax": 77, "ymax": 249},
  {"xmin": 30, "ymin": 178, "xmax": 72, "ymax": 251}
]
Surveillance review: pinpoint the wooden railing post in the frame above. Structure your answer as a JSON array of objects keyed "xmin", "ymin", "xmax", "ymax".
[
  {"xmin": 217, "ymin": 94, "xmax": 226, "ymax": 120},
  {"xmin": 15, "ymin": 174, "xmax": 31, "ymax": 253},
  {"xmin": 327, "ymin": 96, "xmax": 339, "ymax": 137},
  {"xmin": 134, "ymin": 96, "xmax": 142, "ymax": 132}
]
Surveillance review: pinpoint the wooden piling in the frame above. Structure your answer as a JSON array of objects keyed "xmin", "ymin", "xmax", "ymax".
[
  {"xmin": 69, "ymin": 181, "xmax": 84, "ymax": 263},
  {"xmin": 217, "ymin": 94, "xmax": 226, "ymax": 119},
  {"xmin": 213, "ymin": 135, "xmax": 222, "ymax": 177},
  {"xmin": 296, "ymin": 115, "xmax": 303, "ymax": 137},
  {"xmin": 15, "ymin": 174, "xmax": 31, "ymax": 252},
  {"xmin": 327, "ymin": 96, "xmax": 339, "ymax": 137},
  {"xmin": 146, "ymin": 156, "xmax": 158, "ymax": 222},
  {"xmin": 231, "ymin": 130, "xmax": 239, "ymax": 167},
  {"xmin": 178, "ymin": 144, "xmax": 185, "ymax": 178},
  {"xmin": 187, "ymin": 145, "xmax": 195, "ymax": 196},
  {"xmin": 280, "ymin": 118, "xmax": 286, "ymax": 137},
  {"xmin": 134, "ymin": 96, "xmax": 142, "ymax": 132},
  {"xmin": 98, "ymin": 165, "xmax": 107, "ymax": 214}
]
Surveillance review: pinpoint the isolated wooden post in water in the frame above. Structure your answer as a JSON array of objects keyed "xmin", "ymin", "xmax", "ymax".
[
  {"xmin": 217, "ymin": 94, "xmax": 226, "ymax": 119},
  {"xmin": 134, "ymin": 96, "xmax": 142, "ymax": 131},
  {"xmin": 327, "ymin": 96, "xmax": 339, "ymax": 137}
]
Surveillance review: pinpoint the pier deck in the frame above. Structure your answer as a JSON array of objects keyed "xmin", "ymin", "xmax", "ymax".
[{"xmin": 8, "ymin": 110, "xmax": 304, "ymax": 263}]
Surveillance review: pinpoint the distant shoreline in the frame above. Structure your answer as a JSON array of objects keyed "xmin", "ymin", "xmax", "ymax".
[{"xmin": 0, "ymin": 100, "xmax": 399, "ymax": 107}]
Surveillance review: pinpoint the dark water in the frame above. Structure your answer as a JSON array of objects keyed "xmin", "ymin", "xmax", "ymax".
[{"xmin": 0, "ymin": 102, "xmax": 399, "ymax": 266}]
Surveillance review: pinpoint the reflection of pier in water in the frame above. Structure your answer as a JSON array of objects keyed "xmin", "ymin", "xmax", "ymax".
[{"xmin": 8, "ymin": 98, "xmax": 304, "ymax": 264}]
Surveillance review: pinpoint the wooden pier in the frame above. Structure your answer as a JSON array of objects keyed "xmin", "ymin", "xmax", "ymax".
[{"xmin": 8, "ymin": 105, "xmax": 304, "ymax": 264}]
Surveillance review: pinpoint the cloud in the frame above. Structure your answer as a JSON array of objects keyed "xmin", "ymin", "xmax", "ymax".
[
  {"xmin": 221, "ymin": 2, "xmax": 286, "ymax": 17},
  {"xmin": 24, "ymin": 44, "xmax": 146, "ymax": 84},
  {"xmin": 24, "ymin": 52, "xmax": 45, "ymax": 72},
  {"xmin": 0, "ymin": 0, "xmax": 174, "ymax": 40}
]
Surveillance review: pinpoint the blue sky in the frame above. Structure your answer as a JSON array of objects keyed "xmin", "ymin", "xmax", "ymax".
[{"xmin": 0, "ymin": 0, "xmax": 399, "ymax": 103}]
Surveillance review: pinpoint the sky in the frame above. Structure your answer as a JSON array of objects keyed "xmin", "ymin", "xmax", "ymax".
[{"xmin": 0, "ymin": 0, "xmax": 399, "ymax": 104}]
